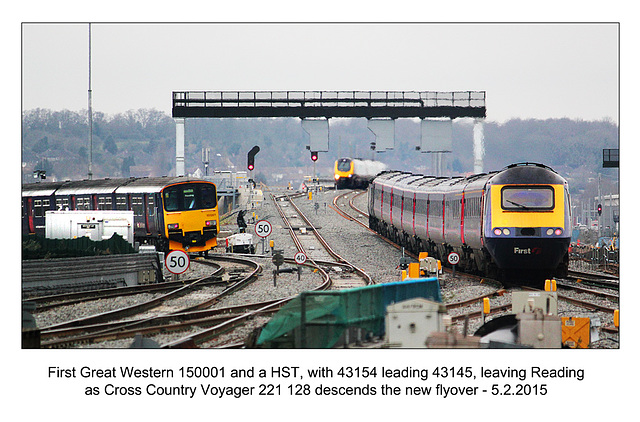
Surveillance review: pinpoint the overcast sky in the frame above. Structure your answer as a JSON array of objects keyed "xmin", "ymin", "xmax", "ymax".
[{"xmin": 22, "ymin": 23, "xmax": 619, "ymax": 123}]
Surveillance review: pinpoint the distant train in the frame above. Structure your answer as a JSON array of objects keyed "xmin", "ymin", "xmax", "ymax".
[
  {"xmin": 368, "ymin": 163, "xmax": 571, "ymax": 283},
  {"xmin": 22, "ymin": 176, "xmax": 220, "ymax": 254},
  {"xmin": 334, "ymin": 158, "xmax": 388, "ymax": 189}
]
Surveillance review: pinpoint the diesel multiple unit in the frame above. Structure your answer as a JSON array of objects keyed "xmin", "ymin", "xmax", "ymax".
[
  {"xmin": 368, "ymin": 163, "xmax": 571, "ymax": 283},
  {"xmin": 22, "ymin": 176, "xmax": 219, "ymax": 254}
]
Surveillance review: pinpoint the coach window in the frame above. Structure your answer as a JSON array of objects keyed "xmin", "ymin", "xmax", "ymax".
[
  {"xmin": 34, "ymin": 199, "xmax": 43, "ymax": 217},
  {"xmin": 116, "ymin": 195, "xmax": 128, "ymax": 210},
  {"xmin": 147, "ymin": 196, "xmax": 155, "ymax": 216},
  {"xmin": 132, "ymin": 195, "xmax": 144, "ymax": 216}
]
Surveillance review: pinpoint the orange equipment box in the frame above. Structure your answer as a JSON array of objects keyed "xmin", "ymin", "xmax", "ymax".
[{"xmin": 561, "ymin": 317, "xmax": 590, "ymax": 348}]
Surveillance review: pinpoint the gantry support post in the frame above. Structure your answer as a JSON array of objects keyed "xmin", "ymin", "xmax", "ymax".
[
  {"xmin": 175, "ymin": 118, "xmax": 185, "ymax": 176},
  {"xmin": 473, "ymin": 118, "xmax": 485, "ymax": 174}
]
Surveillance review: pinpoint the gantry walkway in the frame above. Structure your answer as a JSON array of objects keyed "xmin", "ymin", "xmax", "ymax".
[{"xmin": 172, "ymin": 91, "xmax": 486, "ymax": 119}]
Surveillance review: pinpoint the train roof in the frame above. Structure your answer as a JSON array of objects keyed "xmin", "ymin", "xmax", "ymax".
[
  {"xmin": 22, "ymin": 176, "xmax": 214, "ymax": 197},
  {"xmin": 489, "ymin": 162, "xmax": 566, "ymax": 185}
]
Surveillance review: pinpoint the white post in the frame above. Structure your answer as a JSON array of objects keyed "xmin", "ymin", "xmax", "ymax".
[{"xmin": 175, "ymin": 118, "xmax": 185, "ymax": 176}]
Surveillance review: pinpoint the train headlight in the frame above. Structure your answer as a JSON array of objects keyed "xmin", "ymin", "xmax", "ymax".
[
  {"xmin": 503, "ymin": 228, "xmax": 511, "ymax": 236},
  {"xmin": 493, "ymin": 228, "xmax": 502, "ymax": 236},
  {"xmin": 554, "ymin": 228, "xmax": 563, "ymax": 236},
  {"xmin": 546, "ymin": 228, "xmax": 554, "ymax": 236},
  {"xmin": 205, "ymin": 220, "xmax": 217, "ymax": 227},
  {"xmin": 334, "ymin": 174, "xmax": 340, "ymax": 180},
  {"xmin": 167, "ymin": 223, "xmax": 179, "ymax": 230}
]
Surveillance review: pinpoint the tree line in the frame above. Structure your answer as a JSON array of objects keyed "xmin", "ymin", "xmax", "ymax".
[{"xmin": 22, "ymin": 108, "xmax": 618, "ymax": 197}]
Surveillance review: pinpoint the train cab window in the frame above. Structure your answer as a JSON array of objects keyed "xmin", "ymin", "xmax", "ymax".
[
  {"xmin": 337, "ymin": 159, "xmax": 352, "ymax": 172},
  {"xmin": 501, "ymin": 186, "xmax": 554, "ymax": 211},
  {"xmin": 200, "ymin": 185, "xmax": 217, "ymax": 208},
  {"xmin": 183, "ymin": 188, "xmax": 196, "ymax": 210}
]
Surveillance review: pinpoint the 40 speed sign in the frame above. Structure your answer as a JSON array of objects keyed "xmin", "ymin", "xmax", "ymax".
[{"xmin": 166, "ymin": 250, "xmax": 190, "ymax": 274}]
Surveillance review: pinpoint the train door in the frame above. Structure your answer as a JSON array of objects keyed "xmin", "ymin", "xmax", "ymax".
[{"xmin": 24, "ymin": 197, "xmax": 34, "ymax": 234}]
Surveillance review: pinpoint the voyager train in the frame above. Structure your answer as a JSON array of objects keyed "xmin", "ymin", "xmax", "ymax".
[
  {"xmin": 334, "ymin": 158, "xmax": 387, "ymax": 189},
  {"xmin": 22, "ymin": 176, "xmax": 220, "ymax": 254},
  {"xmin": 368, "ymin": 163, "xmax": 571, "ymax": 283}
]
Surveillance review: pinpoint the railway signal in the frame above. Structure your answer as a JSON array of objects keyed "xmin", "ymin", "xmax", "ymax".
[
  {"xmin": 597, "ymin": 204, "xmax": 602, "ymax": 216},
  {"xmin": 310, "ymin": 151, "xmax": 318, "ymax": 162},
  {"xmin": 247, "ymin": 145, "xmax": 260, "ymax": 171}
]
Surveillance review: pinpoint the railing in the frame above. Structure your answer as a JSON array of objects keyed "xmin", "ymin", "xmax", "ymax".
[
  {"xmin": 569, "ymin": 245, "xmax": 619, "ymax": 275},
  {"xmin": 173, "ymin": 90, "xmax": 486, "ymax": 109}
]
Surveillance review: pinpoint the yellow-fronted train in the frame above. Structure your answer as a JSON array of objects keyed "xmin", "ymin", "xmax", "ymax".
[
  {"xmin": 22, "ymin": 176, "xmax": 219, "ymax": 255},
  {"xmin": 368, "ymin": 163, "xmax": 571, "ymax": 285}
]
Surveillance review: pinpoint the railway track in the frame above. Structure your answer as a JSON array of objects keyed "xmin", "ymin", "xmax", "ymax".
[
  {"xmin": 36, "ymin": 255, "xmax": 262, "ymax": 348},
  {"xmin": 24, "ymin": 262, "xmax": 225, "ymax": 312},
  {"xmin": 271, "ymin": 192, "xmax": 373, "ymax": 289},
  {"xmin": 329, "ymin": 189, "xmax": 620, "ymax": 347}
]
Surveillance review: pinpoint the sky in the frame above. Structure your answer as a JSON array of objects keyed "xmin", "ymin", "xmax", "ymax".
[{"xmin": 22, "ymin": 23, "xmax": 619, "ymax": 123}]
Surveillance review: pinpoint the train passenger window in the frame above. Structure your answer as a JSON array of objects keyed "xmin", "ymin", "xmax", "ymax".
[
  {"xmin": 116, "ymin": 195, "xmax": 128, "ymax": 210},
  {"xmin": 132, "ymin": 195, "xmax": 144, "ymax": 216},
  {"xmin": 501, "ymin": 186, "xmax": 554, "ymax": 210},
  {"xmin": 148, "ymin": 196, "xmax": 155, "ymax": 216},
  {"xmin": 34, "ymin": 199, "xmax": 43, "ymax": 217}
]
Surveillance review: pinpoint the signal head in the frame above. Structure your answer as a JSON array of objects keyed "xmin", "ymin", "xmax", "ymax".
[{"xmin": 310, "ymin": 151, "xmax": 318, "ymax": 162}]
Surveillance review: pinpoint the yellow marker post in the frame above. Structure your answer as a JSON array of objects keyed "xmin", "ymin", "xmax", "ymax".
[
  {"xmin": 401, "ymin": 270, "xmax": 407, "ymax": 281},
  {"xmin": 308, "ymin": 191, "xmax": 313, "ymax": 201},
  {"xmin": 614, "ymin": 309, "xmax": 619, "ymax": 328},
  {"xmin": 544, "ymin": 279, "xmax": 557, "ymax": 292},
  {"xmin": 482, "ymin": 297, "xmax": 490, "ymax": 324}
]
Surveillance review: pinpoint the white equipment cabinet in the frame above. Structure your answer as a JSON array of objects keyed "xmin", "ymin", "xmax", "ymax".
[
  {"xmin": 45, "ymin": 210, "xmax": 134, "ymax": 244},
  {"xmin": 385, "ymin": 298, "xmax": 447, "ymax": 348}
]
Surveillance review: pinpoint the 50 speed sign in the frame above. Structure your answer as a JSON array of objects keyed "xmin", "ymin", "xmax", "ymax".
[
  {"xmin": 166, "ymin": 250, "xmax": 190, "ymax": 274},
  {"xmin": 255, "ymin": 220, "xmax": 272, "ymax": 238},
  {"xmin": 447, "ymin": 252, "xmax": 460, "ymax": 266}
]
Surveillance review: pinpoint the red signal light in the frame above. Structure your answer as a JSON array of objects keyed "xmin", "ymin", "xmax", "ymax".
[
  {"xmin": 310, "ymin": 151, "xmax": 318, "ymax": 162},
  {"xmin": 248, "ymin": 164, "xmax": 254, "ymax": 171}
]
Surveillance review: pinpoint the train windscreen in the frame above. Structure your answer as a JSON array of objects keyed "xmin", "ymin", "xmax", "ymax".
[
  {"xmin": 337, "ymin": 159, "xmax": 352, "ymax": 172},
  {"xmin": 501, "ymin": 186, "xmax": 554, "ymax": 211}
]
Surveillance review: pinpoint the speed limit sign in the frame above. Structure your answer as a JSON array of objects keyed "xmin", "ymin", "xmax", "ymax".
[
  {"xmin": 447, "ymin": 252, "xmax": 460, "ymax": 266},
  {"xmin": 294, "ymin": 252, "xmax": 307, "ymax": 265},
  {"xmin": 255, "ymin": 220, "xmax": 272, "ymax": 238},
  {"xmin": 166, "ymin": 250, "xmax": 190, "ymax": 274}
]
